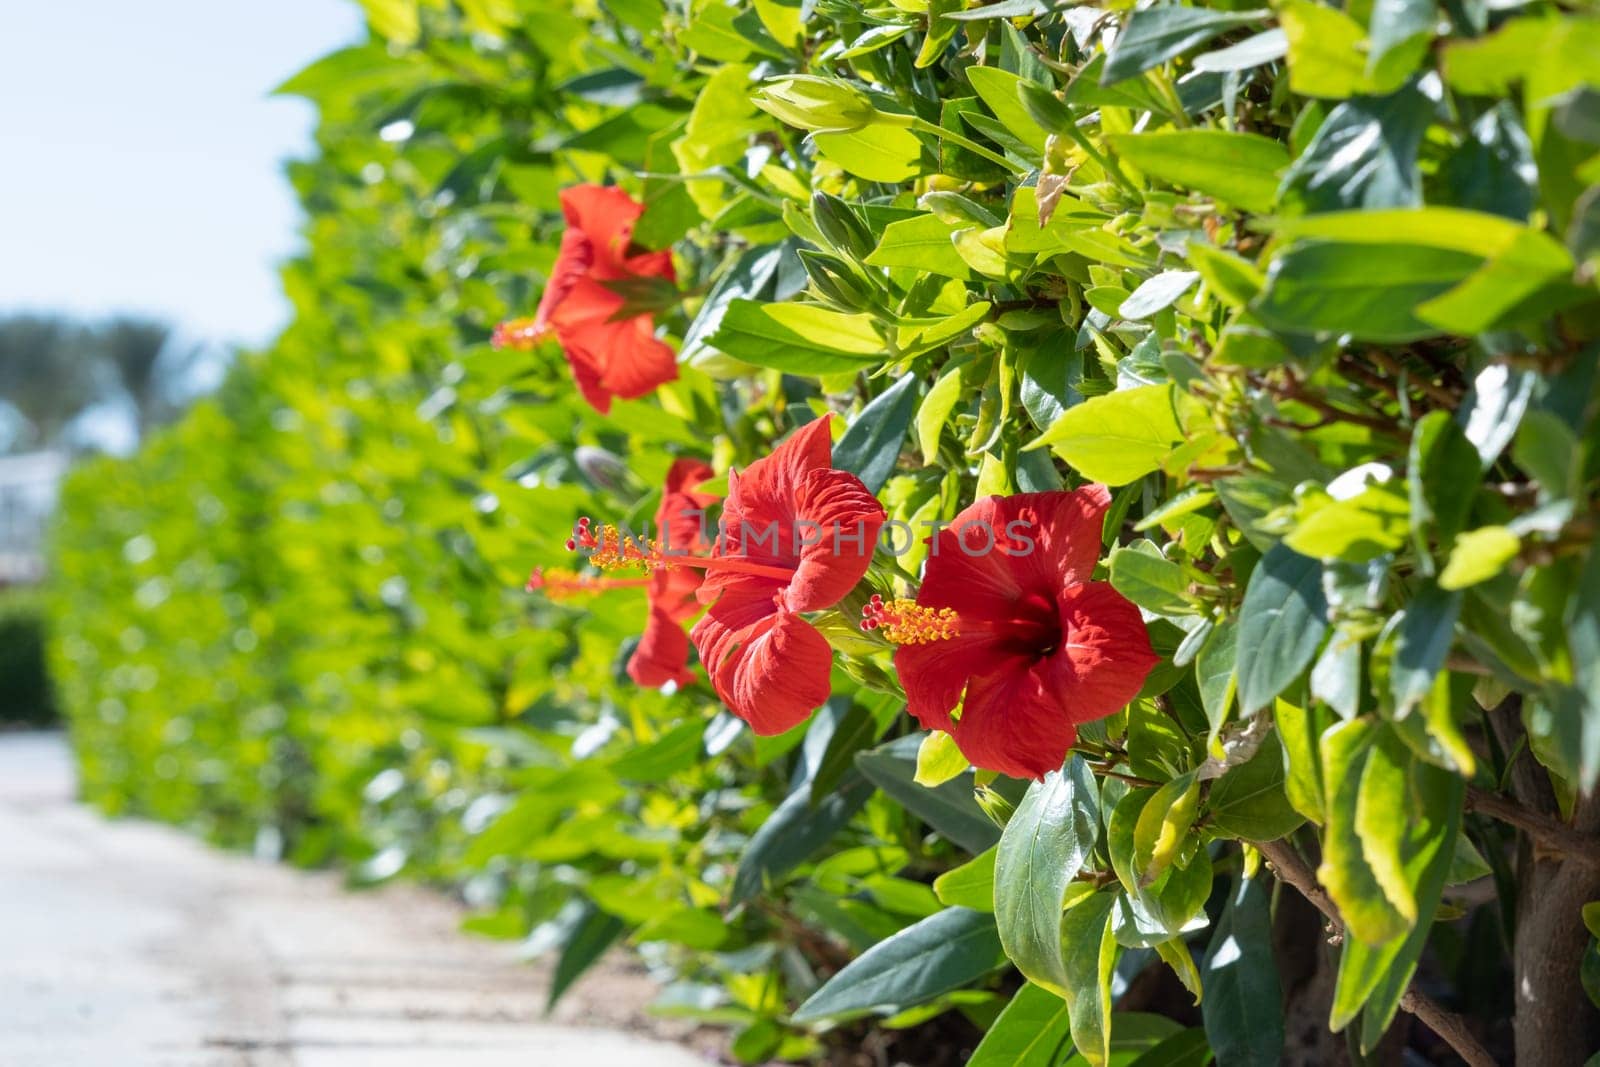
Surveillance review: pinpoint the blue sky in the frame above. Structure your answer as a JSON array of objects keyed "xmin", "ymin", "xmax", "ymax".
[{"xmin": 0, "ymin": 2, "xmax": 363, "ymax": 349}]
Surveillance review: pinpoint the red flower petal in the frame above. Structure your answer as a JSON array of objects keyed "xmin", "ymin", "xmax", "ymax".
[
  {"xmin": 722, "ymin": 416, "xmax": 835, "ymax": 535},
  {"xmin": 784, "ymin": 466, "xmax": 885, "ymax": 613},
  {"xmin": 918, "ymin": 486, "xmax": 1111, "ymax": 622},
  {"xmin": 1043, "ymin": 580, "xmax": 1160, "ymax": 722},
  {"xmin": 628, "ymin": 605, "xmax": 697, "ymax": 688},
  {"xmin": 691, "ymin": 608, "xmax": 833, "ymax": 734},
  {"xmin": 952, "ymin": 661, "xmax": 1081, "ymax": 781},
  {"xmin": 650, "ymin": 458, "xmax": 717, "ymax": 623},
  {"xmin": 897, "ymin": 635, "xmax": 1027, "ymax": 734},
  {"xmin": 701, "ymin": 416, "xmax": 836, "ymax": 607},
  {"xmin": 559, "ymin": 313, "xmax": 678, "ymax": 415},
  {"xmin": 532, "ymin": 225, "xmax": 595, "ymax": 329},
  {"xmin": 948, "ymin": 581, "xmax": 1156, "ymax": 780},
  {"xmin": 558, "ymin": 184, "xmax": 645, "ymax": 274}
]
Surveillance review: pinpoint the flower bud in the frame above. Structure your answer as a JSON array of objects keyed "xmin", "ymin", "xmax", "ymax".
[
  {"xmin": 799, "ymin": 249, "xmax": 873, "ymax": 311},
  {"xmin": 975, "ymin": 783, "xmax": 1017, "ymax": 829},
  {"xmin": 574, "ymin": 446, "xmax": 629, "ymax": 493},
  {"xmin": 752, "ymin": 75, "xmax": 908, "ymax": 134},
  {"xmin": 811, "ymin": 192, "xmax": 876, "ymax": 260}
]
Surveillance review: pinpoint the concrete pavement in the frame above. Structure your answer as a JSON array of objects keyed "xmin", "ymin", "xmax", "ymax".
[{"xmin": 0, "ymin": 732, "xmax": 713, "ymax": 1066}]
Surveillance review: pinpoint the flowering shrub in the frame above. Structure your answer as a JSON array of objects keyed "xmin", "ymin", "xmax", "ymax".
[{"xmin": 50, "ymin": 0, "xmax": 1600, "ymax": 1063}]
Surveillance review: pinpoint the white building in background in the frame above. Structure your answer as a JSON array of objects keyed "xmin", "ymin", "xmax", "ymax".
[{"xmin": 0, "ymin": 450, "xmax": 66, "ymax": 586}]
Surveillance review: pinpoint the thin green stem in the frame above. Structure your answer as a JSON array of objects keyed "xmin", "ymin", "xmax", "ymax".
[{"xmin": 909, "ymin": 117, "xmax": 1027, "ymax": 176}]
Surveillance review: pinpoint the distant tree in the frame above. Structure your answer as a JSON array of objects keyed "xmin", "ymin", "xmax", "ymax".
[{"xmin": 0, "ymin": 314, "xmax": 210, "ymax": 453}]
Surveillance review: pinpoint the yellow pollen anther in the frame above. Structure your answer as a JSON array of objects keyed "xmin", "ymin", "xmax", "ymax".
[{"xmin": 860, "ymin": 595, "xmax": 959, "ymax": 645}]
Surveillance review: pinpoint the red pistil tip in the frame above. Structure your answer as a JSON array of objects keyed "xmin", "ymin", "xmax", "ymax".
[
  {"xmin": 860, "ymin": 598, "xmax": 959, "ymax": 645},
  {"xmin": 491, "ymin": 317, "xmax": 549, "ymax": 350}
]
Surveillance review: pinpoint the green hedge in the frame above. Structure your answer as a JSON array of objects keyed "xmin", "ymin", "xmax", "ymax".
[{"xmin": 51, "ymin": 0, "xmax": 1600, "ymax": 1064}]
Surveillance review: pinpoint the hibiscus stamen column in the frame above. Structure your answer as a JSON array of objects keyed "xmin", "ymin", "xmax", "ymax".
[
  {"xmin": 860, "ymin": 594, "xmax": 959, "ymax": 644},
  {"xmin": 568, "ymin": 517, "xmax": 805, "ymax": 584}
]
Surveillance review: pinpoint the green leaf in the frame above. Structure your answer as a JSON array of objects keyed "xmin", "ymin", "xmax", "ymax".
[
  {"xmin": 967, "ymin": 66, "xmax": 1046, "ymax": 149},
  {"xmin": 1206, "ymin": 732, "xmax": 1306, "ymax": 842},
  {"xmin": 359, "ymin": 0, "xmax": 420, "ymax": 45},
  {"xmin": 834, "ymin": 376, "xmax": 920, "ymax": 494},
  {"xmin": 1027, "ymin": 384, "xmax": 1184, "ymax": 486},
  {"xmin": 1279, "ymin": 0, "xmax": 1383, "ymax": 99},
  {"xmin": 1109, "ymin": 131, "xmax": 1289, "ymax": 214},
  {"xmin": 1368, "ymin": 0, "xmax": 1437, "ymax": 82},
  {"xmin": 1560, "ymin": 533, "xmax": 1600, "ymax": 790},
  {"xmin": 1278, "ymin": 85, "xmax": 1432, "ymax": 213},
  {"xmin": 1185, "ymin": 243, "xmax": 1266, "ymax": 310},
  {"xmin": 1201, "ymin": 876, "xmax": 1284, "ymax": 1066},
  {"xmin": 708, "ymin": 300, "xmax": 883, "ymax": 375},
  {"xmin": 1332, "ymin": 759, "xmax": 1463, "ymax": 1042},
  {"xmin": 1111, "ymin": 541, "xmax": 1192, "ymax": 616},
  {"xmin": 857, "ymin": 738, "xmax": 1001, "ymax": 854},
  {"xmin": 1193, "ymin": 28, "xmax": 1288, "ymax": 73},
  {"xmin": 791, "ymin": 907, "xmax": 1007, "ymax": 1022},
  {"xmin": 608, "ymin": 719, "xmax": 707, "ymax": 782},
  {"xmin": 1439, "ymin": 526, "xmax": 1521, "ymax": 591},
  {"xmin": 1121, "ymin": 271, "xmax": 1201, "ymax": 320},
  {"xmin": 1101, "ymin": 7, "xmax": 1268, "ymax": 86},
  {"xmin": 915, "ymin": 730, "xmax": 972, "ymax": 787},
  {"xmin": 1058, "ymin": 891, "xmax": 1120, "ymax": 1065},
  {"xmin": 1236, "ymin": 545, "xmax": 1329, "ymax": 714},
  {"xmin": 866, "ymin": 214, "xmax": 973, "ymax": 279},
  {"xmin": 732, "ymin": 772, "xmax": 874, "ymax": 904},
  {"xmin": 1390, "ymin": 582, "xmax": 1462, "ymax": 716},
  {"xmin": 1133, "ymin": 772, "xmax": 1202, "ymax": 884},
  {"xmin": 1284, "ymin": 483, "xmax": 1410, "ymax": 564},
  {"xmin": 918, "ymin": 365, "xmax": 966, "ymax": 463},
  {"xmin": 934, "ymin": 847, "xmax": 997, "ymax": 912},
  {"xmin": 815, "ymin": 125, "xmax": 923, "ymax": 182},
  {"xmin": 1197, "ymin": 618, "xmax": 1239, "ymax": 738},
  {"xmin": 1407, "ymin": 410, "xmax": 1482, "ymax": 554},
  {"xmin": 549, "ymin": 901, "xmax": 626, "ymax": 1009},
  {"xmin": 966, "ymin": 982, "xmax": 1074, "ymax": 1067},
  {"xmin": 811, "ymin": 700, "xmax": 888, "ymax": 804},
  {"xmin": 1254, "ymin": 240, "xmax": 1482, "ymax": 343},
  {"xmin": 1318, "ymin": 720, "xmax": 1409, "ymax": 946},
  {"xmin": 995, "ymin": 758, "xmax": 1101, "ymax": 996}
]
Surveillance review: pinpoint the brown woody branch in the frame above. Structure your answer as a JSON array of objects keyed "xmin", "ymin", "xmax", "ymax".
[
  {"xmin": 1465, "ymin": 786, "xmax": 1600, "ymax": 870},
  {"xmin": 1254, "ymin": 838, "xmax": 1499, "ymax": 1067}
]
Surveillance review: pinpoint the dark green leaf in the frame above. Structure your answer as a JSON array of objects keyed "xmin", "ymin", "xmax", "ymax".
[
  {"xmin": 995, "ymin": 758, "xmax": 1101, "ymax": 996},
  {"xmin": 549, "ymin": 901, "xmax": 627, "ymax": 1009},
  {"xmin": 834, "ymin": 375, "xmax": 921, "ymax": 493},
  {"xmin": 1102, "ymin": 8, "xmax": 1268, "ymax": 86},
  {"xmin": 791, "ymin": 907, "xmax": 1007, "ymax": 1022},
  {"xmin": 1279, "ymin": 84, "xmax": 1432, "ymax": 213},
  {"xmin": 1201, "ymin": 876, "xmax": 1284, "ymax": 1065},
  {"xmin": 1236, "ymin": 545, "xmax": 1329, "ymax": 714},
  {"xmin": 856, "ymin": 738, "xmax": 1002, "ymax": 854},
  {"xmin": 966, "ymin": 982, "xmax": 1074, "ymax": 1066},
  {"xmin": 732, "ymin": 772, "xmax": 874, "ymax": 904}
]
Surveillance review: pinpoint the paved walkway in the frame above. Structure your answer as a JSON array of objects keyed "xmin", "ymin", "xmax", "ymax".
[{"xmin": 0, "ymin": 732, "xmax": 713, "ymax": 1066}]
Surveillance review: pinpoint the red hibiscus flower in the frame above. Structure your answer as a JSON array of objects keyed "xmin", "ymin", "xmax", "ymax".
[
  {"xmin": 689, "ymin": 417, "xmax": 885, "ymax": 734},
  {"xmin": 627, "ymin": 458, "xmax": 718, "ymax": 688},
  {"xmin": 529, "ymin": 457, "xmax": 717, "ymax": 688},
  {"xmin": 565, "ymin": 418, "xmax": 883, "ymax": 730},
  {"xmin": 863, "ymin": 485, "xmax": 1158, "ymax": 780},
  {"xmin": 493, "ymin": 184, "xmax": 677, "ymax": 414}
]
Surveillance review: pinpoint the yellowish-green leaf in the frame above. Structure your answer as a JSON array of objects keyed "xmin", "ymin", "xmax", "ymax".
[
  {"xmin": 915, "ymin": 730, "xmax": 971, "ymax": 786},
  {"xmin": 1026, "ymin": 384, "xmax": 1184, "ymax": 486},
  {"xmin": 1439, "ymin": 526, "xmax": 1520, "ymax": 590}
]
